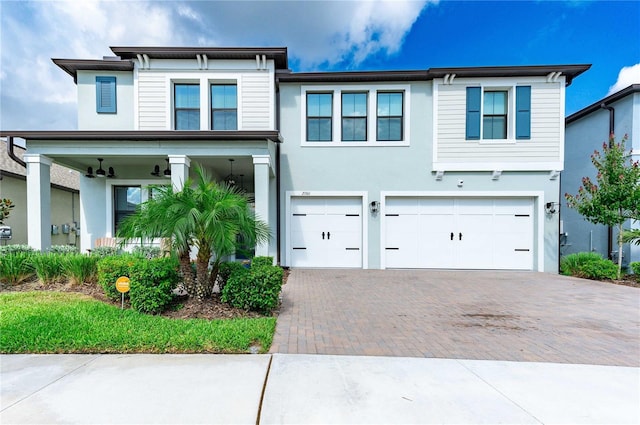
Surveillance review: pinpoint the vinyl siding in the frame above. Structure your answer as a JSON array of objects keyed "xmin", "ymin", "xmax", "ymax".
[
  {"xmin": 138, "ymin": 73, "xmax": 168, "ymax": 130},
  {"xmin": 241, "ymin": 73, "xmax": 272, "ymax": 129},
  {"xmin": 436, "ymin": 82, "xmax": 562, "ymax": 164}
]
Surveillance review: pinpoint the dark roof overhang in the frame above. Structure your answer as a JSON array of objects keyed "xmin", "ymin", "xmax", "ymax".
[
  {"xmin": 52, "ymin": 59, "xmax": 134, "ymax": 83},
  {"xmin": 277, "ymin": 64, "xmax": 591, "ymax": 86},
  {"xmin": 110, "ymin": 46, "xmax": 289, "ymax": 69},
  {"xmin": 276, "ymin": 69, "xmax": 429, "ymax": 83},
  {"xmin": 566, "ymin": 84, "xmax": 640, "ymax": 124},
  {"xmin": 0, "ymin": 130, "xmax": 283, "ymax": 143}
]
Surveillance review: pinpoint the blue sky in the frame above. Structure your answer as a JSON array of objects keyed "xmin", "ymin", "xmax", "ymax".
[{"xmin": 1, "ymin": 0, "xmax": 639, "ymax": 130}]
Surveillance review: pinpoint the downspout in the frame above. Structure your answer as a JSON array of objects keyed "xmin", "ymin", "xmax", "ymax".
[
  {"xmin": 7, "ymin": 136, "xmax": 26, "ymax": 168},
  {"xmin": 600, "ymin": 103, "xmax": 615, "ymax": 259},
  {"xmin": 275, "ymin": 75, "xmax": 282, "ymax": 266}
]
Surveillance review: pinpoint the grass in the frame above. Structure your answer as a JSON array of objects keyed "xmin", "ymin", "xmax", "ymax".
[{"xmin": 0, "ymin": 292, "xmax": 276, "ymax": 354}]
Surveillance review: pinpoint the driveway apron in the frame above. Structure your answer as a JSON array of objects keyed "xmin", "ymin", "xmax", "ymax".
[{"xmin": 270, "ymin": 269, "xmax": 640, "ymax": 366}]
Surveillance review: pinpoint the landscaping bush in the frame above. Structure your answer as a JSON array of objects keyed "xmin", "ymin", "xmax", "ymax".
[
  {"xmin": 630, "ymin": 262, "xmax": 640, "ymax": 279},
  {"xmin": 560, "ymin": 252, "xmax": 618, "ymax": 280},
  {"xmin": 221, "ymin": 264, "xmax": 283, "ymax": 314},
  {"xmin": 217, "ymin": 261, "xmax": 247, "ymax": 293},
  {"xmin": 49, "ymin": 245, "xmax": 79, "ymax": 254},
  {"xmin": 0, "ymin": 252, "xmax": 34, "ymax": 284},
  {"xmin": 97, "ymin": 255, "xmax": 179, "ymax": 314},
  {"xmin": 98, "ymin": 255, "xmax": 134, "ymax": 300},
  {"xmin": 90, "ymin": 246, "xmax": 118, "ymax": 257},
  {"xmin": 30, "ymin": 253, "xmax": 65, "ymax": 284},
  {"xmin": 0, "ymin": 245, "xmax": 34, "ymax": 255},
  {"xmin": 251, "ymin": 256, "xmax": 274, "ymax": 268},
  {"xmin": 129, "ymin": 257, "xmax": 179, "ymax": 314},
  {"xmin": 63, "ymin": 254, "xmax": 98, "ymax": 285},
  {"xmin": 131, "ymin": 245, "xmax": 162, "ymax": 259}
]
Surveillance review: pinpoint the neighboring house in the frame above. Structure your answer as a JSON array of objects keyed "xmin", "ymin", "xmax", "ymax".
[
  {"xmin": 0, "ymin": 139, "xmax": 80, "ymax": 246},
  {"xmin": 562, "ymin": 85, "xmax": 640, "ymax": 267},
  {"xmin": 0, "ymin": 47, "xmax": 589, "ymax": 272}
]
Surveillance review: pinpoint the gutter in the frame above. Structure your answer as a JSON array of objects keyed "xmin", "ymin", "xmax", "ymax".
[
  {"xmin": 6, "ymin": 136, "xmax": 26, "ymax": 168},
  {"xmin": 600, "ymin": 103, "xmax": 615, "ymax": 260},
  {"xmin": 275, "ymin": 75, "xmax": 282, "ymax": 266}
]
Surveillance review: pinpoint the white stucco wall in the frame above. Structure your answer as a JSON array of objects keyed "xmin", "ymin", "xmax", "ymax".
[{"xmin": 77, "ymin": 71, "xmax": 134, "ymax": 130}]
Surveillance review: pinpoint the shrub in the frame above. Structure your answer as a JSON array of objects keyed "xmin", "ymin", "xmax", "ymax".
[
  {"xmin": 132, "ymin": 245, "xmax": 162, "ymax": 259},
  {"xmin": 217, "ymin": 261, "xmax": 247, "ymax": 293},
  {"xmin": 97, "ymin": 255, "xmax": 179, "ymax": 314},
  {"xmin": 0, "ymin": 245, "xmax": 34, "ymax": 255},
  {"xmin": 630, "ymin": 262, "xmax": 640, "ymax": 279},
  {"xmin": 560, "ymin": 252, "xmax": 618, "ymax": 280},
  {"xmin": 221, "ymin": 264, "xmax": 283, "ymax": 314},
  {"xmin": 98, "ymin": 255, "xmax": 134, "ymax": 300},
  {"xmin": 0, "ymin": 252, "xmax": 34, "ymax": 284},
  {"xmin": 63, "ymin": 254, "xmax": 98, "ymax": 285},
  {"xmin": 129, "ymin": 257, "xmax": 179, "ymax": 314},
  {"xmin": 251, "ymin": 256, "xmax": 274, "ymax": 268},
  {"xmin": 49, "ymin": 245, "xmax": 79, "ymax": 254},
  {"xmin": 30, "ymin": 253, "xmax": 65, "ymax": 284},
  {"xmin": 90, "ymin": 246, "xmax": 119, "ymax": 257}
]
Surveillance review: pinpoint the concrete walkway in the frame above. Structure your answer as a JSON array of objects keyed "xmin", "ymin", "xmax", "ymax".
[
  {"xmin": 2, "ymin": 354, "xmax": 639, "ymax": 424},
  {"xmin": 271, "ymin": 269, "xmax": 640, "ymax": 366}
]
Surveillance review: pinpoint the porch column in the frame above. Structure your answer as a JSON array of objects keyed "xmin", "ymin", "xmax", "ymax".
[
  {"xmin": 24, "ymin": 154, "xmax": 52, "ymax": 251},
  {"xmin": 168, "ymin": 155, "xmax": 191, "ymax": 190},
  {"xmin": 253, "ymin": 155, "xmax": 271, "ymax": 257}
]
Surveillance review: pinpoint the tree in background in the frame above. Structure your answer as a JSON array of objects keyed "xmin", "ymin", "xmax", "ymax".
[
  {"xmin": 565, "ymin": 134, "xmax": 640, "ymax": 279},
  {"xmin": 0, "ymin": 199, "xmax": 14, "ymax": 225}
]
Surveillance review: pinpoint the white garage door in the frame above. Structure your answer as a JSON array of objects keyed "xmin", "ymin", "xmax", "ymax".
[
  {"xmin": 385, "ymin": 197, "xmax": 533, "ymax": 270},
  {"xmin": 290, "ymin": 197, "xmax": 362, "ymax": 268}
]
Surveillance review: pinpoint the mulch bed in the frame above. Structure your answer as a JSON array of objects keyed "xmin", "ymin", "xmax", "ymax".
[{"xmin": 0, "ymin": 277, "xmax": 281, "ymax": 320}]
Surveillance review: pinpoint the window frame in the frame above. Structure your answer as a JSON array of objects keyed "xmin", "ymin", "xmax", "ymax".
[
  {"xmin": 113, "ymin": 185, "xmax": 141, "ymax": 234},
  {"xmin": 482, "ymin": 90, "xmax": 508, "ymax": 140},
  {"xmin": 306, "ymin": 92, "xmax": 333, "ymax": 142},
  {"xmin": 174, "ymin": 83, "xmax": 200, "ymax": 130},
  {"xmin": 301, "ymin": 84, "xmax": 410, "ymax": 147},
  {"xmin": 376, "ymin": 91, "xmax": 404, "ymax": 142},
  {"xmin": 341, "ymin": 92, "xmax": 368, "ymax": 142},
  {"xmin": 210, "ymin": 83, "xmax": 238, "ymax": 130},
  {"xmin": 96, "ymin": 76, "xmax": 116, "ymax": 114}
]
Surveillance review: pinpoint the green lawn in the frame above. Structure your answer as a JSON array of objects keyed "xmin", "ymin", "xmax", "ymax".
[{"xmin": 0, "ymin": 292, "xmax": 276, "ymax": 354}]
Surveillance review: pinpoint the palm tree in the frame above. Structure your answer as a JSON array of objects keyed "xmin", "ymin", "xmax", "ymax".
[{"xmin": 118, "ymin": 164, "xmax": 270, "ymax": 300}]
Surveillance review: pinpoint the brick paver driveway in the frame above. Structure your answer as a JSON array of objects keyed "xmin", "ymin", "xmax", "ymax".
[{"xmin": 270, "ymin": 269, "xmax": 640, "ymax": 366}]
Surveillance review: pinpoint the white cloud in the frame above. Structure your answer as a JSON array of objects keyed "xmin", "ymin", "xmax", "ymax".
[
  {"xmin": 0, "ymin": 0, "xmax": 431, "ymax": 130},
  {"xmin": 607, "ymin": 63, "xmax": 640, "ymax": 95}
]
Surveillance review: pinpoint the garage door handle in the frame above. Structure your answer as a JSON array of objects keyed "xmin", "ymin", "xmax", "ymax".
[
  {"xmin": 459, "ymin": 232, "xmax": 463, "ymax": 241},
  {"xmin": 327, "ymin": 232, "xmax": 330, "ymax": 240},
  {"xmin": 450, "ymin": 232, "xmax": 454, "ymax": 241},
  {"xmin": 322, "ymin": 232, "xmax": 325, "ymax": 240}
]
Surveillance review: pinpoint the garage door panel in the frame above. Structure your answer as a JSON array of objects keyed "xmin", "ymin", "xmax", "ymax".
[
  {"xmin": 291, "ymin": 198, "xmax": 327, "ymax": 214},
  {"xmin": 385, "ymin": 197, "xmax": 534, "ymax": 271},
  {"xmin": 386, "ymin": 198, "xmax": 419, "ymax": 215},
  {"xmin": 326, "ymin": 198, "xmax": 361, "ymax": 214}
]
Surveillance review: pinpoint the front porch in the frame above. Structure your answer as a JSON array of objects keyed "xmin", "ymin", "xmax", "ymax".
[{"xmin": 8, "ymin": 131, "xmax": 281, "ymax": 258}]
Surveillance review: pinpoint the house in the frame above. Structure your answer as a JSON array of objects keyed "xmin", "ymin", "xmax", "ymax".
[
  {"xmin": 0, "ymin": 138, "xmax": 80, "ymax": 246},
  {"xmin": 0, "ymin": 46, "xmax": 589, "ymax": 272},
  {"xmin": 562, "ymin": 84, "xmax": 640, "ymax": 266}
]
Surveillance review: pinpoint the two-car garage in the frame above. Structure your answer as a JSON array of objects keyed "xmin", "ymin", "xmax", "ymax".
[{"xmin": 287, "ymin": 195, "xmax": 537, "ymax": 271}]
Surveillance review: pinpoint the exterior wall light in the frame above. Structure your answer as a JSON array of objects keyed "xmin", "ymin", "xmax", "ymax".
[{"xmin": 369, "ymin": 201, "xmax": 380, "ymax": 214}]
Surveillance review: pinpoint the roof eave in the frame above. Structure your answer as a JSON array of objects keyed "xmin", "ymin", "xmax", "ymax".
[{"xmin": 566, "ymin": 84, "xmax": 640, "ymax": 124}]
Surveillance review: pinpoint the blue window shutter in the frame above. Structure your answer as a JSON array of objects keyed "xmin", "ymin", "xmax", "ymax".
[
  {"xmin": 466, "ymin": 87, "xmax": 481, "ymax": 140},
  {"xmin": 516, "ymin": 86, "xmax": 531, "ymax": 139},
  {"xmin": 96, "ymin": 76, "xmax": 116, "ymax": 113}
]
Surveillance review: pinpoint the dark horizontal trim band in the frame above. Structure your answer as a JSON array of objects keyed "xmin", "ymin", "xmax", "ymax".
[
  {"xmin": 515, "ymin": 249, "xmax": 530, "ymax": 252},
  {"xmin": 292, "ymin": 247, "xmax": 306, "ymax": 250},
  {"xmin": 386, "ymin": 214, "xmax": 399, "ymax": 217},
  {"xmin": 345, "ymin": 248, "xmax": 360, "ymax": 251},
  {"xmin": 292, "ymin": 213, "xmax": 306, "ymax": 216},
  {"xmin": 386, "ymin": 247, "xmax": 400, "ymax": 250},
  {"xmin": 515, "ymin": 214, "xmax": 530, "ymax": 217}
]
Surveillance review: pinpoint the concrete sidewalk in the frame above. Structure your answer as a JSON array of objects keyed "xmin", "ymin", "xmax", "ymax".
[{"xmin": 2, "ymin": 354, "xmax": 638, "ymax": 424}]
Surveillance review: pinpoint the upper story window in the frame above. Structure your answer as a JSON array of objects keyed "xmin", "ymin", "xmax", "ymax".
[
  {"xmin": 341, "ymin": 92, "xmax": 367, "ymax": 141},
  {"xmin": 376, "ymin": 92, "xmax": 403, "ymax": 141},
  {"xmin": 96, "ymin": 76, "xmax": 116, "ymax": 114},
  {"xmin": 483, "ymin": 91, "xmax": 507, "ymax": 139},
  {"xmin": 466, "ymin": 86, "xmax": 531, "ymax": 141},
  {"xmin": 306, "ymin": 93, "xmax": 333, "ymax": 141},
  {"xmin": 174, "ymin": 84, "xmax": 200, "ymax": 130},
  {"xmin": 211, "ymin": 84, "xmax": 237, "ymax": 130}
]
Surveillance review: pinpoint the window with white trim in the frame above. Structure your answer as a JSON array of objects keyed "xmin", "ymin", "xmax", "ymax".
[
  {"xmin": 466, "ymin": 85, "xmax": 531, "ymax": 141},
  {"xmin": 174, "ymin": 83, "xmax": 200, "ymax": 130},
  {"xmin": 301, "ymin": 85, "xmax": 409, "ymax": 145},
  {"xmin": 211, "ymin": 84, "xmax": 237, "ymax": 130}
]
